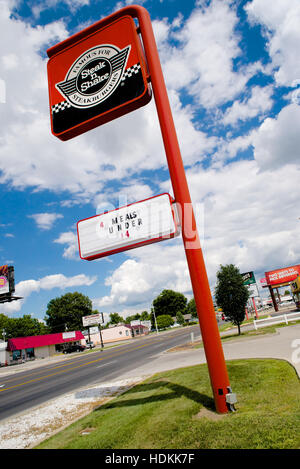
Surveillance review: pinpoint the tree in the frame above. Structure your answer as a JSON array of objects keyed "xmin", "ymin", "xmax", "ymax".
[
  {"xmin": 108, "ymin": 312, "xmax": 124, "ymax": 325},
  {"xmin": 0, "ymin": 314, "xmax": 48, "ymax": 339},
  {"xmin": 176, "ymin": 311, "xmax": 185, "ymax": 326},
  {"xmin": 44, "ymin": 292, "xmax": 93, "ymax": 333},
  {"xmin": 124, "ymin": 313, "xmax": 141, "ymax": 324},
  {"xmin": 152, "ymin": 289, "xmax": 187, "ymax": 318},
  {"xmin": 186, "ymin": 298, "xmax": 197, "ymax": 318},
  {"xmin": 215, "ymin": 264, "xmax": 250, "ymax": 335},
  {"xmin": 0, "ymin": 313, "xmax": 10, "ymax": 339},
  {"xmin": 140, "ymin": 310, "xmax": 150, "ymax": 321},
  {"xmin": 156, "ymin": 314, "xmax": 174, "ymax": 330}
]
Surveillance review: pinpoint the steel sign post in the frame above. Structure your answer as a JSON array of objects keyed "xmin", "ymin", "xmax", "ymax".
[{"xmin": 47, "ymin": 5, "xmax": 232, "ymax": 413}]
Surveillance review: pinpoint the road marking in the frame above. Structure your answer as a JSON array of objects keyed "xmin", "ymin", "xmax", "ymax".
[
  {"xmin": 0, "ymin": 342, "xmax": 158, "ymax": 392},
  {"xmin": 95, "ymin": 360, "xmax": 117, "ymax": 369}
]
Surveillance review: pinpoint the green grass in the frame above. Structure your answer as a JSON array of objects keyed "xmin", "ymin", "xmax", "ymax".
[{"xmin": 36, "ymin": 359, "xmax": 300, "ymax": 449}]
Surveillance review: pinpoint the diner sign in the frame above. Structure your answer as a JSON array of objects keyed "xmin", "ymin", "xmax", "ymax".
[{"xmin": 47, "ymin": 15, "xmax": 151, "ymax": 140}]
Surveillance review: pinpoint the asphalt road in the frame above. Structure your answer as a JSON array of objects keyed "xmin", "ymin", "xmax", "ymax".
[{"xmin": 0, "ymin": 325, "xmax": 200, "ymax": 422}]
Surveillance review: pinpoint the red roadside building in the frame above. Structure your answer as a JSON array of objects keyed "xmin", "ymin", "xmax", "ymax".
[{"xmin": 6, "ymin": 331, "xmax": 85, "ymax": 363}]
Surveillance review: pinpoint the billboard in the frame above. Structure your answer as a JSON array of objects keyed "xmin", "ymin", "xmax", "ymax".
[
  {"xmin": 82, "ymin": 313, "xmax": 104, "ymax": 327},
  {"xmin": 265, "ymin": 265, "xmax": 300, "ymax": 286},
  {"xmin": 241, "ymin": 271, "xmax": 256, "ymax": 285},
  {"xmin": 0, "ymin": 265, "xmax": 15, "ymax": 297},
  {"xmin": 77, "ymin": 193, "xmax": 180, "ymax": 261},
  {"xmin": 47, "ymin": 15, "xmax": 151, "ymax": 140}
]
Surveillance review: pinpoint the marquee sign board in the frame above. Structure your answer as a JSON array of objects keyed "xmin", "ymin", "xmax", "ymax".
[
  {"xmin": 47, "ymin": 15, "xmax": 151, "ymax": 140},
  {"xmin": 77, "ymin": 193, "xmax": 180, "ymax": 261}
]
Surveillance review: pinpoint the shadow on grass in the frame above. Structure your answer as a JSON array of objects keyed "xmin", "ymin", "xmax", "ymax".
[{"xmin": 95, "ymin": 380, "xmax": 215, "ymax": 413}]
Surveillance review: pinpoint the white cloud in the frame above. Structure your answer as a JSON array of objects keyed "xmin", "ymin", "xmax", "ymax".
[
  {"xmin": 54, "ymin": 231, "xmax": 78, "ymax": 259},
  {"xmin": 31, "ymin": 0, "xmax": 90, "ymax": 18},
  {"xmin": 245, "ymin": 0, "xmax": 300, "ymax": 86},
  {"xmin": 251, "ymin": 104, "xmax": 300, "ymax": 170},
  {"xmin": 156, "ymin": 0, "xmax": 261, "ymax": 108},
  {"xmin": 0, "ymin": 272, "xmax": 97, "ymax": 314},
  {"xmin": 93, "ymin": 245, "xmax": 191, "ymax": 310},
  {"xmin": 28, "ymin": 212, "xmax": 63, "ymax": 230},
  {"xmin": 223, "ymin": 85, "xmax": 274, "ymax": 126}
]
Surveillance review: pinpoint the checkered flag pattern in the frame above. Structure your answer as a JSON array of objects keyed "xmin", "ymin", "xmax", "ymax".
[
  {"xmin": 52, "ymin": 101, "xmax": 72, "ymax": 114},
  {"xmin": 121, "ymin": 63, "xmax": 141, "ymax": 81}
]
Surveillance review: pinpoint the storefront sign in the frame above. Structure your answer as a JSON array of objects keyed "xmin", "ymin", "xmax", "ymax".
[
  {"xmin": 47, "ymin": 15, "xmax": 151, "ymax": 140},
  {"xmin": 77, "ymin": 193, "xmax": 179, "ymax": 261},
  {"xmin": 130, "ymin": 320, "xmax": 141, "ymax": 326},
  {"xmin": 141, "ymin": 320, "xmax": 151, "ymax": 329},
  {"xmin": 62, "ymin": 331, "xmax": 76, "ymax": 339}
]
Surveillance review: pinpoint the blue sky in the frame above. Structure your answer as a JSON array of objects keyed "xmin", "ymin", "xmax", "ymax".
[{"xmin": 0, "ymin": 0, "xmax": 300, "ymax": 323}]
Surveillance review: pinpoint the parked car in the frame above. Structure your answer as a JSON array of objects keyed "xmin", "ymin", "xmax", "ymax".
[
  {"xmin": 221, "ymin": 313, "xmax": 230, "ymax": 321},
  {"xmin": 63, "ymin": 344, "xmax": 86, "ymax": 354},
  {"xmin": 85, "ymin": 341, "xmax": 95, "ymax": 349}
]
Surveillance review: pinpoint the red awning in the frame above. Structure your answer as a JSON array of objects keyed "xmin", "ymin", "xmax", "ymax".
[{"xmin": 7, "ymin": 331, "xmax": 84, "ymax": 351}]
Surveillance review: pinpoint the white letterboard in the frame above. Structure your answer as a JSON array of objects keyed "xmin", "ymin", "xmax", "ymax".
[{"xmin": 77, "ymin": 193, "xmax": 179, "ymax": 260}]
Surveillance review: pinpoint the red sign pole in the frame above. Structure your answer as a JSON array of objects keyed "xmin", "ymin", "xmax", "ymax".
[
  {"xmin": 252, "ymin": 297, "xmax": 259, "ymax": 319},
  {"xmin": 118, "ymin": 5, "xmax": 231, "ymax": 413}
]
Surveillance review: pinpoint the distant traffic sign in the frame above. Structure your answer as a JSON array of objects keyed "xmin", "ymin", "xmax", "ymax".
[{"xmin": 77, "ymin": 193, "xmax": 179, "ymax": 261}]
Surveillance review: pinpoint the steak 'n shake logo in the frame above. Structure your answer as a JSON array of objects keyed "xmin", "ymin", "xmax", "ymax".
[{"xmin": 56, "ymin": 44, "xmax": 130, "ymax": 109}]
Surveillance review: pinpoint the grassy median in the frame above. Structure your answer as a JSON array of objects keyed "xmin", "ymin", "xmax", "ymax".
[{"xmin": 36, "ymin": 358, "xmax": 300, "ymax": 449}]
